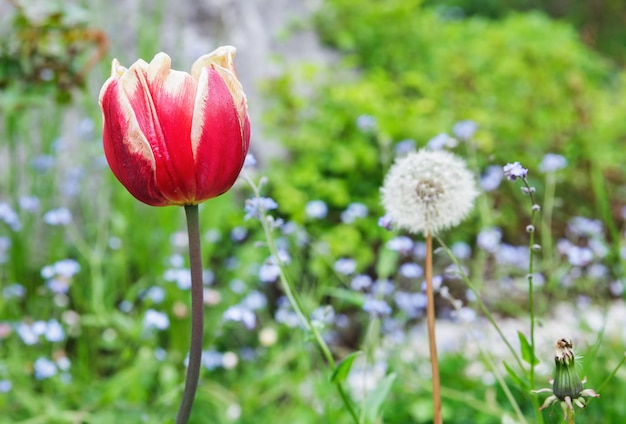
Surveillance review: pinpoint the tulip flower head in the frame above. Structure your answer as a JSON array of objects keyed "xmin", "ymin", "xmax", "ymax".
[{"xmin": 99, "ymin": 46, "xmax": 250, "ymax": 206}]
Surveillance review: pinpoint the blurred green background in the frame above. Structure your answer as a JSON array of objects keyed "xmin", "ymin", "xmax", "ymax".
[{"xmin": 1, "ymin": 0, "xmax": 626, "ymax": 422}]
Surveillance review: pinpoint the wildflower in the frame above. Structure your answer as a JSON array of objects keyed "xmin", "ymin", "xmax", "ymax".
[
  {"xmin": 143, "ymin": 309, "xmax": 170, "ymax": 331},
  {"xmin": 394, "ymin": 139, "xmax": 416, "ymax": 156},
  {"xmin": 399, "ymin": 262, "xmax": 423, "ymax": 279},
  {"xmin": 381, "ymin": 149, "xmax": 478, "ymax": 235},
  {"xmin": 33, "ymin": 357, "xmax": 58, "ymax": 380},
  {"xmin": 0, "ymin": 380, "xmax": 12, "ymax": 393},
  {"xmin": 0, "ymin": 203, "xmax": 21, "ymax": 231},
  {"xmin": 452, "ymin": 120, "xmax": 478, "ymax": 141},
  {"xmin": 539, "ymin": 153, "xmax": 567, "ymax": 173},
  {"xmin": 43, "ymin": 207, "xmax": 72, "ymax": 226},
  {"xmin": 19, "ymin": 196, "xmax": 40, "ymax": 212},
  {"xmin": 334, "ymin": 258, "xmax": 357, "ymax": 275},
  {"xmin": 426, "ymin": 133, "xmax": 457, "ymax": 150},
  {"xmin": 480, "ymin": 165, "xmax": 504, "ymax": 191},
  {"xmin": 350, "ymin": 274, "xmax": 373, "ymax": 290},
  {"xmin": 341, "ymin": 203, "xmax": 368, "ymax": 224},
  {"xmin": 386, "ymin": 236, "xmax": 414, "ymax": 254},
  {"xmin": 244, "ymin": 197, "xmax": 278, "ymax": 220},
  {"xmin": 222, "ymin": 305, "xmax": 256, "ymax": 329},
  {"xmin": 476, "ymin": 227, "xmax": 502, "ymax": 252},
  {"xmin": 534, "ymin": 338, "xmax": 599, "ymax": 420},
  {"xmin": 305, "ymin": 200, "xmax": 328, "ymax": 219},
  {"xmin": 503, "ymin": 162, "xmax": 528, "ymax": 181},
  {"xmin": 2, "ymin": 283, "xmax": 25, "ymax": 299},
  {"xmin": 378, "ymin": 214, "xmax": 393, "ymax": 230},
  {"xmin": 356, "ymin": 114, "xmax": 377, "ymax": 132},
  {"xmin": 243, "ymin": 153, "xmax": 257, "ymax": 168},
  {"xmin": 362, "ymin": 297, "xmax": 392, "ymax": 316}
]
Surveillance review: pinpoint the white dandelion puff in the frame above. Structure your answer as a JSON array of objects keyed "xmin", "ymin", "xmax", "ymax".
[{"xmin": 380, "ymin": 149, "xmax": 478, "ymax": 235}]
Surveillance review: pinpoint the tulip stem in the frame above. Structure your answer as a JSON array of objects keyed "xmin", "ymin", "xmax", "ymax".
[
  {"xmin": 425, "ymin": 232, "xmax": 442, "ymax": 424},
  {"xmin": 176, "ymin": 204, "xmax": 204, "ymax": 424}
]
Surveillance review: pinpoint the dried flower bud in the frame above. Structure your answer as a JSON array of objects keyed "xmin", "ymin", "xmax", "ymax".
[{"xmin": 526, "ymin": 225, "xmax": 535, "ymax": 233}]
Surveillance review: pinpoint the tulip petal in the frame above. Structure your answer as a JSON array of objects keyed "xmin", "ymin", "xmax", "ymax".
[
  {"xmin": 191, "ymin": 67, "xmax": 249, "ymax": 200},
  {"xmin": 142, "ymin": 53, "xmax": 198, "ymax": 204},
  {"xmin": 100, "ymin": 73, "xmax": 168, "ymax": 206}
]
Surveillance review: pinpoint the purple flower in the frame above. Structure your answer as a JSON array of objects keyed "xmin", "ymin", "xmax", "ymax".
[
  {"xmin": 452, "ymin": 120, "xmax": 478, "ymax": 141},
  {"xmin": 394, "ymin": 139, "xmax": 416, "ymax": 156},
  {"xmin": 244, "ymin": 197, "xmax": 278, "ymax": 220},
  {"xmin": 477, "ymin": 227, "xmax": 502, "ymax": 253},
  {"xmin": 334, "ymin": 258, "xmax": 357, "ymax": 275},
  {"xmin": 356, "ymin": 114, "xmax": 377, "ymax": 132},
  {"xmin": 341, "ymin": 203, "xmax": 368, "ymax": 223},
  {"xmin": 399, "ymin": 262, "xmax": 423, "ymax": 279},
  {"xmin": 43, "ymin": 207, "xmax": 72, "ymax": 226},
  {"xmin": 362, "ymin": 297, "xmax": 392, "ymax": 316},
  {"xmin": 480, "ymin": 165, "xmax": 504, "ymax": 192},
  {"xmin": 351, "ymin": 274, "xmax": 373, "ymax": 290},
  {"xmin": 539, "ymin": 153, "xmax": 567, "ymax": 173},
  {"xmin": 426, "ymin": 133, "xmax": 457, "ymax": 150},
  {"xmin": 386, "ymin": 236, "xmax": 414, "ymax": 254},
  {"xmin": 0, "ymin": 203, "xmax": 21, "ymax": 231},
  {"xmin": 305, "ymin": 200, "xmax": 328, "ymax": 219},
  {"xmin": 503, "ymin": 162, "xmax": 528, "ymax": 181},
  {"xmin": 33, "ymin": 357, "xmax": 57, "ymax": 380},
  {"xmin": 378, "ymin": 214, "xmax": 393, "ymax": 230}
]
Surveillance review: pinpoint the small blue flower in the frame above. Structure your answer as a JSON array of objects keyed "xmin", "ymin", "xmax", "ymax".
[
  {"xmin": 378, "ymin": 214, "xmax": 393, "ymax": 231},
  {"xmin": 334, "ymin": 258, "xmax": 357, "ymax": 275},
  {"xmin": 244, "ymin": 197, "xmax": 278, "ymax": 220},
  {"xmin": 451, "ymin": 241, "xmax": 472, "ymax": 260},
  {"xmin": 143, "ymin": 309, "xmax": 170, "ymax": 331},
  {"xmin": 44, "ymin": 319, "xmax": 65, "ymax": 343},
  {"xmin": 452, "ymin": 120, "xmax": 478, "ymax": 141},
  {"xmin": 259, "ymin": 261, "xmax": 280, "ymax": 283},
  {"xmin": 362, "ymin": 297, "xmax": 392, "ymax": 316},
  {"xmin": 43, "ymin": 207, "xmax": 72, "ymax": 226},
  {"xmin": 351, "ymin": 274, "xmax": 373, "ymax": 290},
  {"xmin": 2, "ymin": 283, "xmax": 25, "ymax": 299},
  {"xmin": 386, "ymin": 236, "xmax": 414, "ymax": 254},
  {"xmin": 230, "ymin": 226, "xmax": 248, "ymax": 242},
  {"xmin": 567, "ymin": 217, "xmax": 603, "ymax": 238},
  {"xmin": 356, "ymin": 114, "xmax": 377, "ymax": 132},
  {"xmin": 539, "ymin": 153, "xmax": 567, "ymax": 173},
  {"xmin": 143, "ymin": 286, "xmax": 166, "ymax": 304},
  {"xmin": 503, "ymin": 162, "xmax": 528, "ymax": 181},
  {"xmin": 477, "ymin": 227, "xmax": 502, "ymax": 253},
  {"xmin": 426, "ymin": 133, "xmax": 457, "ymax": 150},
  {"xmin": 19, "ymin": 196, "xmax": 40, "ymax": 212},
  {"xmin": 33, "ymin": 357, "xmax": 57, "ymax": 380},
  {"xmin": 0, "ymin": 202, "xmax": 22, "ymax": 231},
  {"xmin": 0, "ymin": 379, "xmax": 12, "ymax": 393},
  {"xmin": 243, "ymin": 153, "xmax": 257, "ymax": 168},
  {"xmin": 341, "ymin": 203, "xmax": 368, "ymax": 224},
  {"xmin": 223, "ymin": 305, "xmax": 256, "ymax": 329},
  {"xmin": 305, "ymin": 200, "xmax": 328, "ymax": 219},
  {"xmin": 399, "ymin": 263, "xmax": 423, "ymax": 279},
  {"xmin": 394, "ymin": 291, "xmax": 427, "ymax": 318},
  {"xmin": 480, "ymin": 165, "xmax": 504, "ymax": 191},
  {"xmin": 394, "ymin": 139, "xmax": 416, "ymax": 156}
]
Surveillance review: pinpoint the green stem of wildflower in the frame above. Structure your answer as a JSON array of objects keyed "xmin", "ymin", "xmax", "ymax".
[
  {"xmin": 176, "ymin": 204, "xmax": 204, "ymax": 424},
  {"xmin": 597, "ymin": 351, "xmax": 626, "ymax": 393},
  {"xmin": 521, "ymin": 178, "xmax": 543, "ymax": 424},
  {"xmin": 425, "ymin": 232, "xmax": 443, "ymax": 424},
  {"xmin": 435, "ymin": 236, "xmax": 524, "ymax": 371},
  {"xmin": 439, "ymin": 290, "xmax": 527, "ymax": 424},
  {"xmin": 243, "ymin": 173, "xmax": 359, "ymax": 423},
  {"xmin": 567, "ymin": 409, "xmax": 575, "ymax": 424}
]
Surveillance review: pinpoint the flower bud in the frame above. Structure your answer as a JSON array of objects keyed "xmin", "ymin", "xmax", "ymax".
[{"xmin": 99, "ymin": 47, "xmax": 250, "ymax": 206}]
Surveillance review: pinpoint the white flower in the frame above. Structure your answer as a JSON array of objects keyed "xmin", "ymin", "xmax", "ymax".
[{"xmin": 380, "ymin": 149, "xmax": 478, "ymax": 235}]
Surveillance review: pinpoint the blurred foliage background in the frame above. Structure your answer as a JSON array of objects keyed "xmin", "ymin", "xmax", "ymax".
[{"xmin": 1, "ymin": 0, "xmax": 626, "ymax": 423}]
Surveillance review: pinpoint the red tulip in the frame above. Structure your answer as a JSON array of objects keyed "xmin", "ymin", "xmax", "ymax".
[{"xmin": 99, "ymin": 46, "xmax": 250, "ymax": 206}]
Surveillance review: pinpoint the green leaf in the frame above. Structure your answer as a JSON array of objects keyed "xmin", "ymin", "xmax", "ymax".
[
  {"xmin": 364, "ymin": 373, "xmax": 396, "ymax": 422},
  {"xmin": 503, "ymin": 361, "xmax": 529, "ymax": 392},
  {"xmin": 331, "ymin": 351, "xmax": 362, "ymax": 384},
  {"xmin": 518, "ymin": 331, "xmax": 539, "ymax": 366}
]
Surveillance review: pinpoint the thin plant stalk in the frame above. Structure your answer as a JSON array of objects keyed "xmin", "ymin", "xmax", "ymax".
[
  {"xmin": 435, "ymin": 236, "xmax": 524, "ymax": 372},
  {"xmin": 541, "ymin": 172, "xmax": 556, "ymax": 276},
  {"xmin": 176, "ymin": 204, "xmax": 204, "ymax": 424},
  {"xmin": 243, "ymin": 173, "xmax": 359, "ymax": 423},
  {"xmin": 425, "ymin": 232, "xmax": 442, "ymax": 424}
]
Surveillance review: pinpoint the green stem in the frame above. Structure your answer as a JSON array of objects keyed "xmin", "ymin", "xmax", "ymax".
[
  {"xmin": 435, "ymin": 236, "xmax": 524, "ymax": 371},
  {"xmin": 541, "ymin": 172, "xmax": 556, "ymax": 277},
  {"xmin": 242, "ymin": 173, "xmax": 359, "ymax": 423},
  {"xmin": 520, "ymin": 178, "xmax": 543, "ymax": 424},
  {"xmin": 176, "ymin": 204, "xmax": 204, "ymax": 424}
]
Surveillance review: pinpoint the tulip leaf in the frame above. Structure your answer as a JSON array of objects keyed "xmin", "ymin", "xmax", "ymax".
[
  {"xmin": 331, "ymin": 351, "xmax": 362, "ymax": 384},
  {"xmin": 518, "ymin": 331, "xmax": 539, "ymax": 366}
]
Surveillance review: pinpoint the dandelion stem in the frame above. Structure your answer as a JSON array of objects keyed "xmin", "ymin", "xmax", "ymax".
[
  {"xmin": 176, "ymin": 204, "xmax": 204, "ymax": 424},
  {"xmin": 425, "ymin": 232, "xmax": 442, "ymax": 424}
]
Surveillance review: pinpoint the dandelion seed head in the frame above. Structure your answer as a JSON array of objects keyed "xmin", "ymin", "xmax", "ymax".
[{"xmin": 381, "ymin": 150, "xmax": 478, "ymax": 235}]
